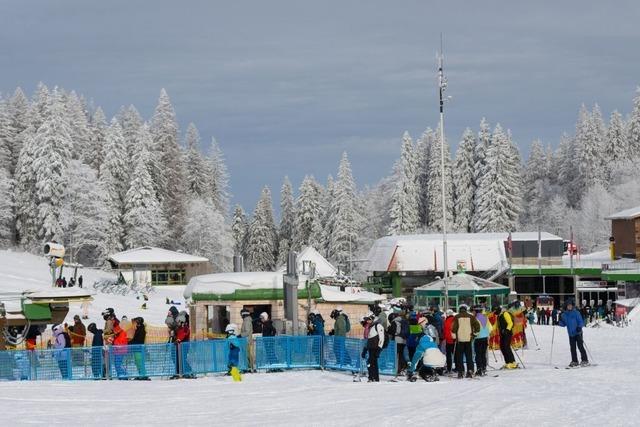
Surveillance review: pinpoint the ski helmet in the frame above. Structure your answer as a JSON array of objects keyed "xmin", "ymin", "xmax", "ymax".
[
  {"xmin": 240, "ymin": 309, "xmax": 251, "ymax": 318},
  {"xmin": 225, "ymin": 323, "xmax": 237, "ymax": 334},
  {"xmin": 259, "ymin": 312, "xmax": 269, "ymax": 321}
]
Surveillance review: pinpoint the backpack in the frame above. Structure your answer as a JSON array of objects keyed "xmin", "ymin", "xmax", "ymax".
[
  {"xmin": 399, "ymin": 319, "xmax": 409, "ymax": 339},
  {"xmin": 344, "ymin": 315, "xmax": 351, "ymax": 333},
  {"xmin": 387, "ymin": 321, "xmax": 398, "ymax": 337},
  {"xmin": 62, "ymin": 332, "xmax": 72, "ymax": 348}
]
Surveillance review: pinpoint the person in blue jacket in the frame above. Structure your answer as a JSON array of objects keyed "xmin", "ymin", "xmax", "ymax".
[
  {"xmin": 310, "ymin": 310, "xmax": 325, "ymax": 336},
  {"xmin": 408, "ymin": 329, "xmax": 439, "ymax": 381},
  {"xmin": 558, "ymin": 300, "xmax": 589, "ymax": 367}
]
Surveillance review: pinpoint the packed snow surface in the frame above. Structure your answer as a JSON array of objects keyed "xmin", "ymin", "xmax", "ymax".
[{"xmin": 0, "ymin": 323, "xmax": 638, "ymax": 426}]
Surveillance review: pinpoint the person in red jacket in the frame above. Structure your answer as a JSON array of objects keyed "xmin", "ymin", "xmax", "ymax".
[
  {"xmin": 111, "ymin": 316, "xmax": 129, "ymax": 379},
  {"xmin": 443, "ymin": 309, "xmax": 457, "ymax": 373},
  {"xmin": 174, "ymin": 311, "xmax": 194, "ymax": 378}
]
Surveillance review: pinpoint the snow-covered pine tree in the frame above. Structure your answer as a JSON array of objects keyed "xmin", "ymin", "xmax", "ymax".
[
  {"xmin": 231, "ymin": 205, "xmax": 249, "ymax": 258},
  {"xmin": 388, "ymin": 131, "xmax": 420, "ymax": 235},
  {"xmin": 474, "ymin": 124, "xmax": 521, "ymax": 232},
  {"xmin": 207, "ymin": 137, "xmax": 230, "ymax": 214},
  {"xmin": 310, "ymin": 175, "xmax": 332, "ymax": 254},
  {"xmin": 472, "ymin": 118, "xmax": 491, "ymax": 232},
  {"xmin": 7, "ymin": 88, "xmax": 29, "ymax": 175},
  {"xmin": 327, "ymin": 152, "xmax": 362, "ymax": 271},
  {"xmin": 247, "ymin": 186, "xmax": 277, "ymax": 271},
  {"xmin": 64, "ymin": 90, "xmax": 91, "ymax": 160},
  {"xmin": 573, "ymin": 183, "xmax": 616, "ymax": 253},
  {"xmin": 541, "ymin": 194, "xmax": 570, "ymax": 238},
  {"xmin": 28, "ymin": 83, "xmax": 50, "ymax": 133},
  {"xmin": 183, "ymin": 123, "xmax": 209, "ymax": 200},
  {"xmin": 361, "ymin": 175, "xmax": 394, "ymax": 241},
  {"xmin": 415, "ymin": 128, "xmax": 434, "ymax": 229},
  {"xmin": 150, "ymin": 88, "xmax": 187, "ymax": 245},
  {"xmin": 31, "ymin": 87, "xmax": 73, "ymax": 242},
  {"xmin": 61, "ymin": 160, "xmax": 109, "ymax": 265},
  {"xmin": 628, "ymin": 87, "xmax": 640, "ymax": 157},
  {"xmin": 0, "ymin": 169, "xmax": 14, "ymax": 246},
  {"xmin": 118, "ymin": 105, "xmax": 143, "ymax": 165},
  {"xmin": 426, "ymin": 125, "xmax": 454, "ymax": 232},
  {"xmin": 0, "ymin": 97, "xmax": 12, "ymax": 173},
  {"xmin": 183, "ymin": 198, "xmax": 233, "ymax": 272},
  {"xmin": 85, "ymin": 107, "xmax": 108, "ymax": 171},
  {"xmin": 520, "ymin": 140, "xmax": 548, "ymax": 229},
  {"xmin": 453, "ymin": 128, "xmax": 476, "ymax": 232},
  {"xmin": 99, "ymin": 118, "xmax": 128, "ymax": 254},
  {"xmin": 13, "ymin": 125, "xmax": 39, "ymax": 249},
  {"xmin": 293, "ymin": 175, "xmax": 323, "ymax": 250},
  {"xmin": 277, "ymin": 176, "xmax": 295, "ymax": 264},
  {"xmin": 123, "ymin": 124, "xmax": 167, "ymax": 249},
  {"xmin": 604, "ymin": 110, "xmax": 628, "ymax": 182}
]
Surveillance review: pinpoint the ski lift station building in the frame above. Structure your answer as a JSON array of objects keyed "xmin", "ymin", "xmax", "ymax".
[
  {"xmin": 107, "ymin": 247, "xmax": 211, "ymax": 286},
  {"xmin": 365, "ymin": 232, "xmax": 618, "ymax": 307},
  {"xmin": 184, "ymin": 247, "xmax": 382, "ymax": 337}
]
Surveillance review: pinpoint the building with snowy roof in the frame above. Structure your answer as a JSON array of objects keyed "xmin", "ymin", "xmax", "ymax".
[
  {"xmin": 605, "ymin": 205, "xmax": 640, "ymax": 260},
  {"xmin": 184, "ymin": 271, "xmax": 383, "ymax": 337},
  {"xmin": 107, "ymin": 247, "xmax": 211, "ymax": 286}
]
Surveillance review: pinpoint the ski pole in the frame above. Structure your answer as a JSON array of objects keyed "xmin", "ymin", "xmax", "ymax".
[
  {"xmin": 512, "ymin": 346, "xmax": 526, "ymax": 369},
  {"xmin": 550, "ymin": 326, "xmax": 555, "ymax": 366},
  {"xmin": 529, "ymin": 323, "xmax": 540, "ymax": 349},
  {"xmin": 583, "ymin": 337, "xmax": 596, "ymax": 364}
]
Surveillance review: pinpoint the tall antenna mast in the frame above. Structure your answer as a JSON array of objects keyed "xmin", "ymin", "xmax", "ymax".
[{"xmin": 438, "ymin": 33, "xmax": 450, "ymax": 312}]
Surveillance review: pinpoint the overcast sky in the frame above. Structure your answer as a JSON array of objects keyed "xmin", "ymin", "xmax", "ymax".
[{"xmin": 2, "ymin": 1, "xmax": 639, "ymax": 212}]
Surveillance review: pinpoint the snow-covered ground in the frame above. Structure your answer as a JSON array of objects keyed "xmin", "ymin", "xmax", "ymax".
[
  {"xmin": 1, "ymin": 250, "xmax": 640, "ymax": 425},
  {"xmin": 0, "ymin": 249, "xmax": 187, "ymax": 327},
  {"xmin": 0, "ymin": 324, "xmax": 638, "ymax": 426}
]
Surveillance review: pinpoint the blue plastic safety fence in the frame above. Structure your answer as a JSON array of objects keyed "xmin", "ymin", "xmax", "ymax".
[
  {"xmin": 180, "ymin": 338, "xmax": 248, "ymax": 376},
  {"xmin": 378, "ymin": 341, "xmax": 397, "ymax": 376},
  {"xmin": 255, "ymin": 336, "xmax": 322, "ymax": 370},
  {"xmin": 107, "ymin": 343, "xmax": 176, "ymax": 379},
  {"xmin": 0, "ymin": 349, "xmax": 32, "ymax": 381},
  {"xmin": 322, "ymin": 336, "xmax": 363, "ymax": 372}
]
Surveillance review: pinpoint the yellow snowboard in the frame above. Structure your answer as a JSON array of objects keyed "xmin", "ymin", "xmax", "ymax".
[{"xmin": 230, "ymin": 367, "xmax": 242, "ymax": 382}]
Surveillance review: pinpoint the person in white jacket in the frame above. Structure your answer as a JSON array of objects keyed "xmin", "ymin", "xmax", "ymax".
[{"xmin": 364, "ymin": 314, "xmax": 385, "ymax": 382}]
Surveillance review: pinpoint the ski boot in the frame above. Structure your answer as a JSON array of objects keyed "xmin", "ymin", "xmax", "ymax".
[
  {"xmin": 465, "ymin": 371, "xmax": 474, "ymax": 379},
  {"xmin": 580, "ymin": 360, "xmax": 590, "ymax": 367},
  {"xmin": 567, "ymin": 361, "xmax": 579, "ymax": 368},
  {"xmin": 457, "ymin": 371, "xmax": 464, "ymax": 379}
]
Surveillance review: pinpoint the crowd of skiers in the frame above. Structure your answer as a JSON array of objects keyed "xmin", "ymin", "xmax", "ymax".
[{"xmin": 35, "ymin": 296, "xmax": 590, "ymax": 381}]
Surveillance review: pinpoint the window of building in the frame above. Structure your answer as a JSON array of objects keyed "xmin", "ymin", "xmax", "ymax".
[{"xmin": 151, "ymin": 269, "xmax": 186, "ymax": 285}]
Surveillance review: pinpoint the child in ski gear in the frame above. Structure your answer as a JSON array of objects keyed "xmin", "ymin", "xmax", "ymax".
[
  {"xmin": 494, "ymin": 306, "xmax": 517, "ymax": 369},
  {"xmin": 443, "ymin": 309, "xmax": 456, "ymax": 372},
  {"xmin": 225, "ymin": 323, "xmax": 241, "ymax": 379},
  {"xmin": 309, "ymin": 309, "xmax": 325, "ymax": 336},
  {"xmin": 452, "ymin": 304, "xmax": 481, "ymax": 378},
  {"xmin": 472, "ymin": 305, "xmax": 491, "ymax": 376},
  {"xmin": 365, "ymin": 314, "xmax": 385, "ymax": 382},
  {"xmin": 52, "ymin": 324, "xmax": 71, "ymax": 379},
  {"xmin": 558, "ymin": 300, "xmax": 589, "ymax": 367}
]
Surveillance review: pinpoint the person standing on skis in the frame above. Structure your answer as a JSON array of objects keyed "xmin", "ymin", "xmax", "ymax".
[
  {"xmin": 364, "ymin": 314, "xmax": 384, "ymax": 382},
  {"xmin": 452, "ymin": 304, "xmax": 480, "ymax": 378},
  {"xmin": 472, "ymin": 305, "xmax": 491, "ymax": 376},
  {"xmin": 558, "ymin": 300, "xmax": 589, "ymax": 367},
  {"xmin": 494, "ymin": 306, "xmax": 517, "ymax": 369},
  {"xmin": 240, "ymin": 309, "xmax": 256, "ymax": 372}
]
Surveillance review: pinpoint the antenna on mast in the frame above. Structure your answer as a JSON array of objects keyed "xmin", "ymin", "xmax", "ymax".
[{"xmin": 438, "ymin": 33, "xmax": 450, "ymax": 312}]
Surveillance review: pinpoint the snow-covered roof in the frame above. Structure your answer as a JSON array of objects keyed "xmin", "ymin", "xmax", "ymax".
[
  {"xmin": 319, "ymin": 285, "xmax": 384, "ymax": 303},
  {"xmin": 108, "ymin": 247, "xmax": 209, "ymax": 265},
  {"xmin": 184, "ymin": 272, "xmax": 282, "ymax": 299},
  {"xmin": 415, "ymin": 273, "xmax": 509, "ymax": 293},
  {"xmin": 605, "ymin": 206, "xmax": 640, "ymax": 220},
  {"xmin": 276, "ymin": 246, "xmax": 338, "ymax": 278},
  {"xmin": 614, "ymin": 298, "xmax": 640, "ymax": 308},
  {"xmin": 367, "ymin": 232, "xmax": 562, "ymax": 273}
]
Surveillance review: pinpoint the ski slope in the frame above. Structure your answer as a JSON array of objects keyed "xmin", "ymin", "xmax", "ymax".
[
  {"xmin": 0, "ymin": 249, "xmax": 187, "ymax": 327},
  {"xmin": 0, "ymin": 322, "xmax": 638, "ymax": 425}
]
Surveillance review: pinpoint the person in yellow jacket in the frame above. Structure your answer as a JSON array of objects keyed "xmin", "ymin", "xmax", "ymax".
[{"xmin": 493, "ymin": 306, "xmax": 517, "ymax": 369}]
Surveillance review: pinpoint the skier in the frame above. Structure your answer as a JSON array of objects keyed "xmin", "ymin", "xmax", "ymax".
[
  {"xmin": 69, "ymin": 315, "xmax": 86, "ymax": 347},
  {"xmin": 87, "ymin": 323, "xmax": 104, "ymax": 379},
  {"xmin": 363, "ymin": 314, "xmax": 385, "ymax": 382},
  {"xmin": 78, "ymin": 275, "xmax": 83, "ymax": 288},
  {"xmin": 260, "ymin": 312, "xmax": 278, "ymax": 368},
  {"xmin": 391, "ymin": 312, "xmax": 410, "ymax": 374},
  {"xmin": 558, "ymin": 300, "xmax": 589, "ymax": 367},
  {"xmin": 310, "ymin": 309, "xmax": 325, "ymax": 336},
  {"xmin": 408, "ymin": 326, "xmax": 442, "ymax": 382},
  {"xmin": 165, "ymin": 306, "xmax": 180, "ymax": 343},
  {"xmin": 52, "ymin": 324, "xmax": 71, "ymax": 379},
  {"xmin": 472, "ymin": 305, "xmax": 491, "ymax": 376},
  {"xmin": 330, "ymin": 307, "xmax": 351, "ymax": 367},
  {"xmin": 225, "ymin": 323, "xmax": 242, "ymax": 381},
  {"xmin": 129, "ymin": 317, "xmax": 149, "ymax": 380},
  {"xmin": 240, "ymin": 309, "xmax": 255, "ymax": 372},
  {"xmin": 493, "ymin": 306, "xmax": 517, "ymax": 369},
  {"xmin": 443, "ymin": 309, "xmax": 456, "ymax": 373},
  {"xmin": 175, "ymin": 311, "xmax": 194, "ymax": 377},
  {"xmin": 452, "ymin": 304, "xmax": 480, "ymax": 378}
]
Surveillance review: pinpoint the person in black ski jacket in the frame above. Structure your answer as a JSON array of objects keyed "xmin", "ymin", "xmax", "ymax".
[
  {"xmin": 87, "ymin": 323, "xmax": 104, "ymax": 379},
  {"xmin": 260, "ymin": 312, "xmax": 277, "ymax": 366}
]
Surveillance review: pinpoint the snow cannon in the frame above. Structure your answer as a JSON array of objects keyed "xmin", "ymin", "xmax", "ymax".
[{"xmin": 44, "ymin": 242, "xmax": 65, "ymax": 258}]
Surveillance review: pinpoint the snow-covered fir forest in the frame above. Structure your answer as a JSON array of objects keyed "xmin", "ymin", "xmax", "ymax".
[{"xmin": 1, "ymin": 84, "xmax": 640, "ymax": 274}]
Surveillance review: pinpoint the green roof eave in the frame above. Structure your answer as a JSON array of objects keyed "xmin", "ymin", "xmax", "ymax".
[
  {"xmin": 601, "ymin": 270, "xmax": 640, "ymax": 281},
  {"xmin": 415, "ymin": 287, "xmax": 509, "ymax": 297},
  {"xmin": 192, "ymin": 281, "xmax": 322, "ymax": 302},
  {"xmin": 510, "ymin": 266, "xmax": 601, "ymax": 276}
]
